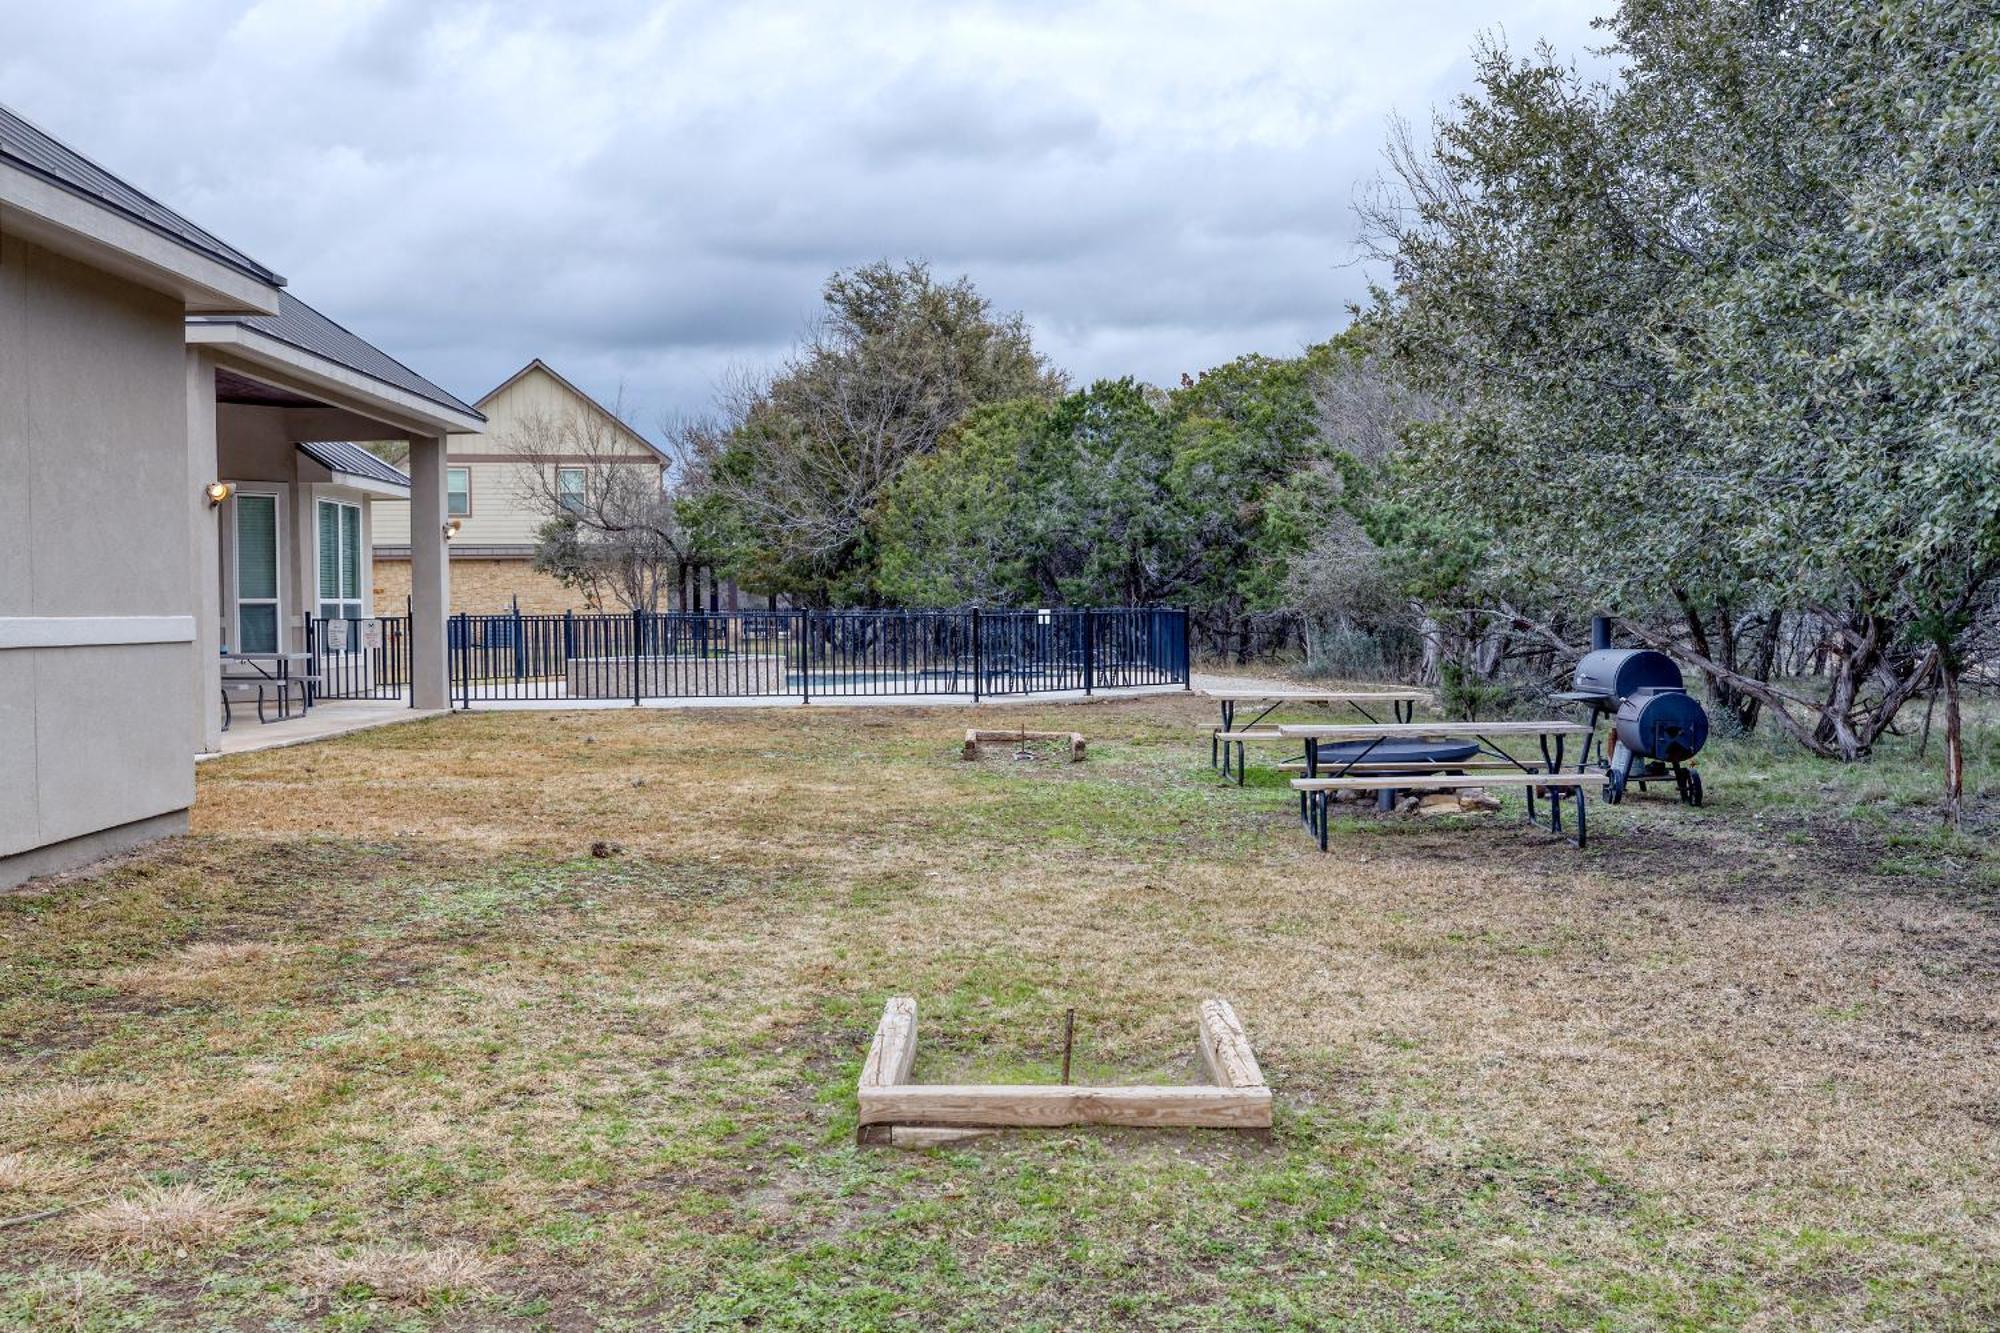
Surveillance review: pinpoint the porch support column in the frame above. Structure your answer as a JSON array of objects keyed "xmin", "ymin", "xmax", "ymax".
[
  {"xmin": 186, "ymin": 350, "xmax": 223, "ymax": 753},
  {"xmin": 408, "ymin": 434, "xmax": 452, "ymax": 708}
]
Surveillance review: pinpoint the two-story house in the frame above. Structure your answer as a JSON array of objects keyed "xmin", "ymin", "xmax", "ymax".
[{"xmin": 371, "ymin": 359, "xmax": 682, "ymax": 613}]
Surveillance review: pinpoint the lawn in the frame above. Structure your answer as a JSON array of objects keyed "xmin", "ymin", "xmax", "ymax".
[{"xmin": 2, "ymin": 691, "xmax": 1995, "ymax": 1330}]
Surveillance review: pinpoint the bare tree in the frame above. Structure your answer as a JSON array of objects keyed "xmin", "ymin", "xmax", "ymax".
[
  {"xmin": 504, "ymin": 395, "xmax": 698, "ymax": 613},
  {"xmin": 1287, "ymin": 352, "xmax": 1450, "ymax": 680}
]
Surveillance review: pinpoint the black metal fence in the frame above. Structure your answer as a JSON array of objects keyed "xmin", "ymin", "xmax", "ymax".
[
  {"xmin": 305, "ymin": 613, "xmax": 411, "ymax": 702},
  {"xmin": 444, "ymin": 606, "xmax": 1188, "ymax": 706}
]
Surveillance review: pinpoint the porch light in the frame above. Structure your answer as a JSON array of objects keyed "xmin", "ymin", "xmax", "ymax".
[
  {"xmin": 204, "ymin": 481, "xmax": 234, "ymax": 507},
  {"xmin": 443, "ymin": 518, "xmax": 462, "ymax": 541}
]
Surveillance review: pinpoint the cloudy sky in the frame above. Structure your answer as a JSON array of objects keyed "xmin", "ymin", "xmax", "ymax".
[{"xmin": 4, "ymin": 0, "xmax": 1606, "ymax": 436}]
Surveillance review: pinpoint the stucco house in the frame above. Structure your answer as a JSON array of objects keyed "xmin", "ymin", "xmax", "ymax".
[
  {"xmin": 1, "ymin": 102, "xmax": 477, "ymax": 886},
  {"xmin": 371, "ymin": 358, "xmax": 678, "ymax": 612},
  {"xmin": 187, "ymin": 291, "xmax": 484, "ymax": 741}
]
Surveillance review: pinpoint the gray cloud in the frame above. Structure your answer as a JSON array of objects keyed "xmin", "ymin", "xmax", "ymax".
[{"xmin": 1, "ymin": 0, "xmax": 1609, "ymax": 436}]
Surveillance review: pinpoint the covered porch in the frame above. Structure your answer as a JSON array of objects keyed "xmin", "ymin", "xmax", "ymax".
[{"xmin": 186, "ymin": 294, "xmax": 485, "ymax": 754}]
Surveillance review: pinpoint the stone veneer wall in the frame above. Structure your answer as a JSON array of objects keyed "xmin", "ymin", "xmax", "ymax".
[{"xmin": 373, "ymin": 556, "xmax": 595, "ymax": 615}]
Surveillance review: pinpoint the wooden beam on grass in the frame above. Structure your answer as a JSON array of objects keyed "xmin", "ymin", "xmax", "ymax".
[
  {"xmin": 962, "ymin": 729, "xmax": 1087, "ymax": 762},
  {"xmin": 859, "ymin": 1082, "xmax": 1271, "ymax": 1130},
  {"xmin": 859, "ymin": 997, "xmax": 918, "ymax": 1089},
  {"xmin": 858, "ymin": 996, "xmax": 1271, "ymax": 1145},
  {"xmin": 1197, "ymin": 999, "xmax": 1264, "ymax": 1089},
  {"xmin": 888, "ymin": 1126, "xmax": 997, "ymax": 1148}
]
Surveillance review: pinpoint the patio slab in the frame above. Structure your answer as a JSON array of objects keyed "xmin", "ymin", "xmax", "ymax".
[{"xmin": 199, "ymin": 700, "xmax": 448, "ymax": 759}]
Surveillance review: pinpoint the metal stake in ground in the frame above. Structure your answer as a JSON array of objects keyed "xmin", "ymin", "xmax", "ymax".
[{"xmin": 1060, "ymin": 1007, "xmax": 1076, "ymax": 1085}]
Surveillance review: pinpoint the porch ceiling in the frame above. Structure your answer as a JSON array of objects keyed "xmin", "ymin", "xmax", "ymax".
[
  {"xmin": 191, "ymin": 297, "xmax": 485, "ymax": 441},
  {"xmin": 215, "ymin": 367, "xmax": 323, "ymax": 410},
  {"xmin": 208, "ymin": 359, "xmax": 467, "ymax": 444}
]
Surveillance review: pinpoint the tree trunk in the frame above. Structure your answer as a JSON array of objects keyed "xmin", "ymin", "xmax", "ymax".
[
  {"xmin": 1416, "ymin": 605, "xmax": 1443, "ymax": 687},
  {"xmin": 1816, "ymin": 612, "xmax": 1885, "ymax": 759},
  {"xmin": 1942, "ymin": 656, "xmax": 1963, "ymax": 830},
  {"xmin": 1741, "ymin": 609, "xmax": 1783, "ymax": 732}
]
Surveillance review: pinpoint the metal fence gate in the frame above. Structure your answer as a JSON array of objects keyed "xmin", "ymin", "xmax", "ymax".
[{"xmin": 305, "ymin": 613, "xmax": 411, "ymax": 702}]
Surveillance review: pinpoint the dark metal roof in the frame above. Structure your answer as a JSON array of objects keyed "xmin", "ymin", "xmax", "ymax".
[
  {"xmin": 0, "ymin": 101, "xmax": 284, "ymax": 288},
  {"xmin": 192, "ymin": 292, "xmax": 483, "ymax": 422},
  {"xmin": 298, "ymin": 440, "xmax": 409, "ymax": 489}
]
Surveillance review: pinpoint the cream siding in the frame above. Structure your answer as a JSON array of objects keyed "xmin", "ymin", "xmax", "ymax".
[{"xmin": 371, "ymin": 362, "xmax": 662, "ymax": 552}]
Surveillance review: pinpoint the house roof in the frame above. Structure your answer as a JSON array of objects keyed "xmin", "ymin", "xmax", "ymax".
[
  {"xmin": 480, "ymin": 358, "xmax": 667, "ymax": 461},
  {"xmin": 0, "ymin": 101, "xmax": 284, "ymax": 288},
  {"xmin": 298, "ymin": 440, "xmax": 409, "ymax": 489},
  {"xmin": 191, "ymin": 292, "xmax": 483, "ymax": 421}
]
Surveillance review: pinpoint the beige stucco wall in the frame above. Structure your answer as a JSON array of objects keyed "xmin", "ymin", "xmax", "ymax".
[
  {"xmin": 371, "ymin": 362, "xmax": 662, "ymax": 551},
  {"xmin": 0, "ymin": 234, "xmax": 197, "ymax": 879}
]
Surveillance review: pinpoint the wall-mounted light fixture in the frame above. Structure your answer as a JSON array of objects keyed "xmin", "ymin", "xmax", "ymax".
[
  {"xmin": 443, "ymin": 518, "xmax": 463, "ymax": 541},
  {"xmin": 204, "ymin": 481, "xmax": 234, "ymax": 507}
]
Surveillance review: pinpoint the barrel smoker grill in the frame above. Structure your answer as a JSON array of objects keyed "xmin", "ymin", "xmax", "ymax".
[{"xmin": 1554, "ymin": 631, "xmax": 1709, "ymax": 807}]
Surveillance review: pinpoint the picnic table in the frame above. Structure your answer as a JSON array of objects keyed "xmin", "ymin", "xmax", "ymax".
[
  {"xmin": 220, "ymin": 651, "xmax": 316, "ymax": 726},
  {"xmin": 1202, "ymin": 689, "xmax": 1431, "ymax": 782},
  {"xmin": 1278, "ymin": 720, "xmax": 1596, "ymax": 849}
]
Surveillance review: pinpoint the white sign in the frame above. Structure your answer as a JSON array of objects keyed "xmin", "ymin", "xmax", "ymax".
[
  {"xmin": 362, "ymin": 619, "xmax": 384, "ymax": 651},
  {"xmin": 324, "ymin": 618, "xmax": 350, "ymax": 652}
]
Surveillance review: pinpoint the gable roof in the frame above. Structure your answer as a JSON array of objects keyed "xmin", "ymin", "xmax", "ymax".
[
  {"xmin": 298, "ymin": 440, "xmax": 409, "ymax": 489},
  {"xmin": 479, "ymin": 358, "xmax": 667, "ymax": 461},
  {"xmin": 0, "ymin": 101, "xmax": 284, "ymax": 288},
  {"xmin": 191, "ymin": 292, "xmax": 483, "ymax": 421}
]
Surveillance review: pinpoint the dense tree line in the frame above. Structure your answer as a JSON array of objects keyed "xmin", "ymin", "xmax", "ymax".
[
  {"xmin": 540, "ymin": 0, "xmax": 1992, "ymax": 819},
  {"xmin": 1353, "ymin": 0, "xmax": 1997, "ymax": 818},
  {"xmin": 673, "ymin": 259, "xmax": 1351, "ymax": 661}
]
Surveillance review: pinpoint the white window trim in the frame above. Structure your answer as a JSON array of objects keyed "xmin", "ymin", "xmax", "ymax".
[
  {"xmin": 316, "ymin": 497, "xmax": 366, "ymax": 645},
  {"xmin": 222, "ymin": 487, "xmax": 287, "ymax": 655}
]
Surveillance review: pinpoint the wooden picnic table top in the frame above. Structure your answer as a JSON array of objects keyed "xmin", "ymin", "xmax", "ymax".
[
  {"xmin": 1275, "ymin": 720, "xmax": 1591, "ymax": 740},
  {"xmin": 1202, "ymin": 688, "xmax": 1431, "ymax": 703}
]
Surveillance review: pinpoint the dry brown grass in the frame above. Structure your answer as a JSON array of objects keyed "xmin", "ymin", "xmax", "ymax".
[
  {"xmin": 65, "ymin": 1183, "xmax": 251, "ymax": 1255},
  {"xmin": 0, "ymin": 1150, "xmax": 78, "ymax": 1198},
  {"xmin": 295, "ymin": 1242, "xmax": 499, "ymax": 1302},
  {"xmin": 187, "ymin": 703, "xmax": 2000, "ymax": 1242},
  {"xmin": 107, "ymin": 939, "xmax": 313, "ymax": 1006},
  {"xmin": 0, "ymin": 1081, "xmax": 135, "ymax": 1146},
  {"xmin": 2, "ymin": 695, "xmax": 1994, "ymax": 1327}
]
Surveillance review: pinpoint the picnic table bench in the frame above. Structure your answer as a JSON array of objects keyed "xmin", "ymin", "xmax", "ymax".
[
  {"xmin": 1292, "ymin": 771, "xmax": 1595, "ymax": 849},
  {"xmin": 219, "ymin": 651, "xmax": 317, "ymax": 729},
  {"xmin": 1278, "ymin": 720, "xmax": 1595, "ymax": 849},
  {"xmin": 1203, "ymin": 689, "xmax": 1431, "ymax": 783}
]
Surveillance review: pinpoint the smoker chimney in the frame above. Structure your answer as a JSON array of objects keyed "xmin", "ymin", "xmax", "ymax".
[{"xmin": 1590, "ymin": 615, "xmax": 1613, "ymax": 652}]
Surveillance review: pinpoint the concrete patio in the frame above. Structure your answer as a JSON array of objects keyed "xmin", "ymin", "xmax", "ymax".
[{"xmin": 199, "ymin": 699, "xmax": 446, "ymax": 758}]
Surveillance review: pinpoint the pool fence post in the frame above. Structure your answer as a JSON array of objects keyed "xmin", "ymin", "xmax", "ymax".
[
  {"xmin": 1182, "ymin": 606, "xmax": 1193, "ymax": 689},
  {"xmin": 1084, "ymin": 608, "xmax": 1095, "ymax": 696},
  {"xmin": 799, "ymin": 607, "xmax": 811, "ymax": 704}
]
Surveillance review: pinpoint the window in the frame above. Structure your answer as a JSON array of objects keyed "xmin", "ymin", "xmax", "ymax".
[
  {"xmin": 447, "ymin": 466, "xmax": 471, "ymax": 516},
  {"xmin": 234, "ymin": 494, "xmax": 279, "ymax": 653},
  {"xmin": 317, "ymin": 499, "xmax": 363, "ymax": 643},
  {"xmin": 556, "ymin": 466, "xmax": 586, "ymax": 514}
]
